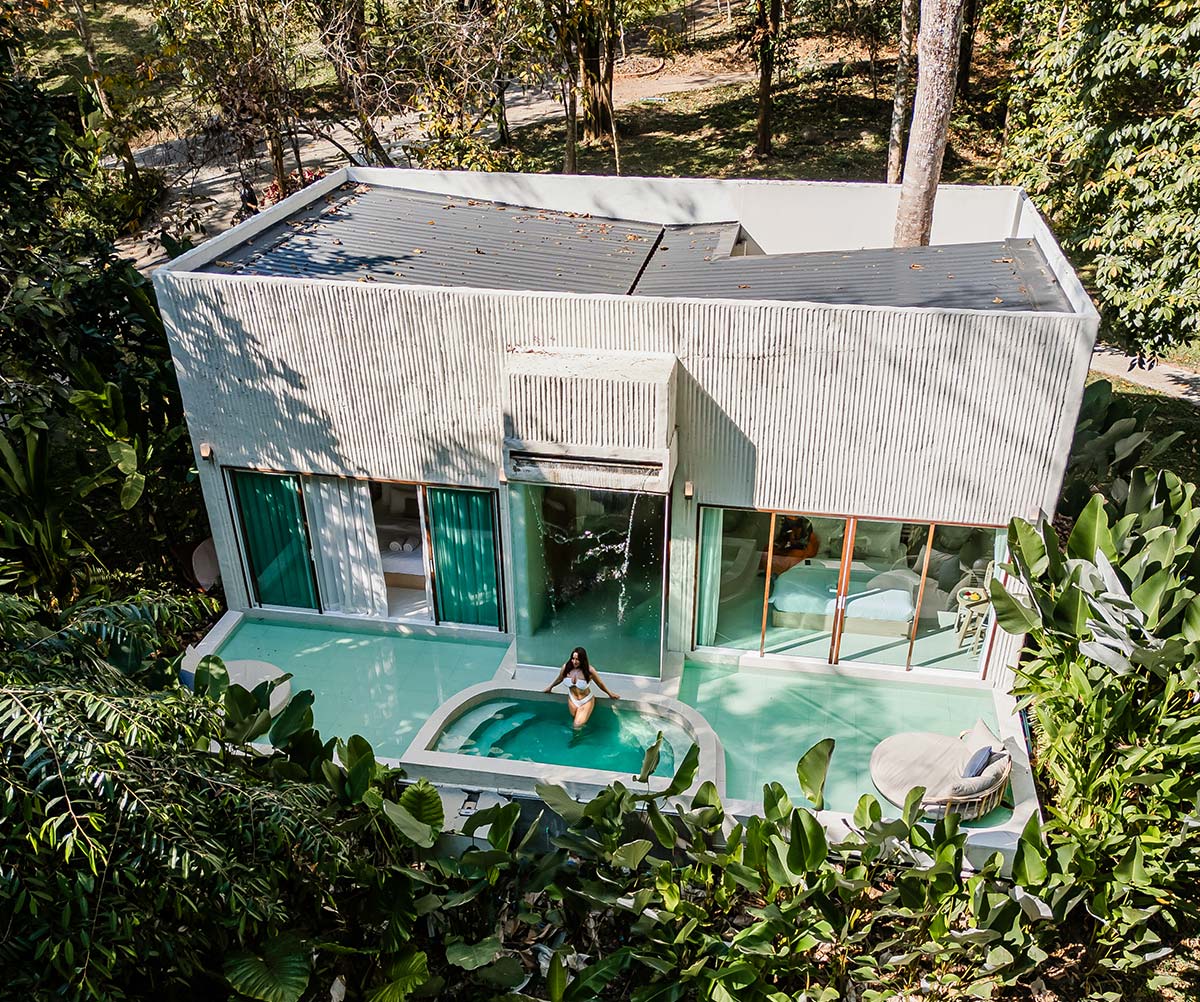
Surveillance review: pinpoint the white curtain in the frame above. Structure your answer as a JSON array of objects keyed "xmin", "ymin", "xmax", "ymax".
[{"xmin": 303, "ymin": 476, "xmax": 388, "ymax": 617}]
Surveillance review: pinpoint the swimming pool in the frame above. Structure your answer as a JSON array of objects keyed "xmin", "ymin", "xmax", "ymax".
[
  {"xmin": 434, "ymin": 696, "xmax": 691, "ymax": 778},
  {"xmin": 211, "ymin": 617, "xmax": 509, "ymax": 757}
]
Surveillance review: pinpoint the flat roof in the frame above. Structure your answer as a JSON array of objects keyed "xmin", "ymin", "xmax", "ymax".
[{"xmin": 199, "ymin": 182, "xmax": 1072, "ymax": 313}]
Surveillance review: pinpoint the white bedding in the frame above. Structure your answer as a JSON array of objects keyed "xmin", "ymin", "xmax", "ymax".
[{"xmin": 381, "ymin": 549, "xmax": 425, "ymax": 575}]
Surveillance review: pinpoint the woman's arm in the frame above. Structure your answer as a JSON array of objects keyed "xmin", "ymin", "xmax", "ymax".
[
  {"xmin": 543, "ymin": 666, "xmax": 568, "ymax": 693},
  {"xmin": 589, "ymin": 668, "xmax": 620, "ymax": 699}
]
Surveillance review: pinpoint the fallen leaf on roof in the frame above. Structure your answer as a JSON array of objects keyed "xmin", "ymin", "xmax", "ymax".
[
  {"xmin": 354, "ymin": 184, "xmax": 371, "ymax": 194},
  {"xmin": 909, "ymin": 263, "xmax": 924, "ymax": 270},
  {"xmin": 359, "ymin": 275, "xmax": 376, "ymax": 282},
  {"xmin": 468, "ymin": 199, "xmax": 478, "ymax": 205},
  {"xmin": 738, "ymin": 284, "xmax": 751, "ymax": 289},
  {"xmin": 215, "ymin": 259, "xmax": 235, "ymax": 267},
  {"xmin": 473, "ymin": 248, "xmax": 485, "ymax": 254},
  {"xmin": 332, "ymin": 238, "xmax": 342, "ymax": 246},
  {"xmin": 495, "ymin": 206, "xmax": 508, "ymax": 211},
  {"xmin": 427, "ymin": 220, "xmax": 436, "ymax": 225},
  {"xmin": 993, "ymin": 297, "xmax": 1004, "ymax": 303},
  {"xmin": 993, "ymin": 257, "xmax": 1014, "ymax": 264},
  {"xmin": 946, "ymin": 273, "xmax": 955, "ymax": 279},
  {"xmin": 626, "ymin": 234, "xmax": 642, "ymax": 241},
  {"xmin": 412, "ymin": 248, "xmax": 423, "ymax": 254}
]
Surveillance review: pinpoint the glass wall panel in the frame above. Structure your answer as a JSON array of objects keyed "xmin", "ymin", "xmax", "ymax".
[
  {"xmin": 762, "ymin": 514, "xmax": 850, "ymax": 658},
  {"xmin": 906, "ymin": 525, "xmax": 1004, "ymax": 671},
  {"xmin": 694, "ymin": 506, "xmax": 773, "ymax": 649},
  {"xmin": 510, "ymin": 484, "xmax": 666, "ymax": 677},
  {"xmin": 230, "ymin": 470, "xmax": 319, "ymax": 609},
  {"xmin": 834, "ymin": 520, "xmax": 930, "ymax": 667}
]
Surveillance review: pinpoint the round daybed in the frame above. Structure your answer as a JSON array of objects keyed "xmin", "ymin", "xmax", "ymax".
[{"xmin": 869, "ymin": 720, "xmax": 1011, "ymax": 821}]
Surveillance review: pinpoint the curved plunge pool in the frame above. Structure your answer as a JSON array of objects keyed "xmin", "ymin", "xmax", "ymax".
[
  {"xmin": 434, "ymin": 697, "xmax": 690, "ymax": 778},
  {"xmin": 408, "ymin": 686, "xmax": 725, "ymax": 799}
]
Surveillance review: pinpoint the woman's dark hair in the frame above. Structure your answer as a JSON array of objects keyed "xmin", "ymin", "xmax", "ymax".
[{"xmin": 565, "ymin": 646, "xmax": 591, "ymax": 675}]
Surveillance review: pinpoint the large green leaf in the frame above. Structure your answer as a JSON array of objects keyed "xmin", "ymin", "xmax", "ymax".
[
  {"xmin": 399, "ymin": 779, "xmax": 445, "ymax": 832},
  {"xmin": 636, "ymin": 730, "xmax": 664, "ymax": 783},
  {"xmin": 445, "ymin": 936, "xmax": 501, "ymax": 970},
  {"xmin": 1067, "ymin": 494, "xmax": 1115, "ymax": 561},
  {"xmin": 268, "ymin": 689, "xmax": 315, "ymax": 747},
  {"xmin": 547, "ymin": 949, "xmax": 568, "ymax": 1002},
  {"xmin": 106, "ymin": 440, "xmax": 138, "ymax": 474},
  {"xmin": 786, "ymin": 809, "xmax": 828, "ymax": 873},
  {"xmin": 192, "ymin": 655, "xmax": 229, "ymax": 699},
  {"xmin": 612, "ymin": 839, "xmax": 653, "ymax": 870},
  {"xmin": 536, "ymin": 782, "xmax": 585, "ymax": 824},
  {"xmin": 382, "ymin": 799, "xmax": 436, "ymax": 848},
  {"xmin": 462, "ymin": 800, "xmax": 521, "ymax": 851},
  {"xmin": 657, "ymin": 742, "xmax": 700, "ymax": 798},
  {"xmin": 796, "ymin": 738, "xmax": 834, "ymax": 811},
  {"xmin": 367, "ymin": 948, "xmax": 429, "ymax": 1002},
  {"xmin": 223, "ymin": 932, "xmax": 311, "ymax": 1002},
  {"xmin": 989, "ymin": 579, "xmax": 1042, "ymax": 635}
]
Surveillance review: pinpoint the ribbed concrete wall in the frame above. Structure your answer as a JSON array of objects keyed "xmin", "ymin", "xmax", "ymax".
[
  {"xmin": 506, "ymin": 373, "xmax": 662, "ymax": 452},
  {"xmin": 157, "ymin": 272, "xmax": 1096, "ymax": 651}
]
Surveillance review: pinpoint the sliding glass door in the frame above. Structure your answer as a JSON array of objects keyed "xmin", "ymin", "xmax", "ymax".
[
  {"xmin": 229, "ymin": 470, "xmax": 318, "ymax": 609},
  {"xmin": 510, "ymin": 484, "xmax": 667, "ymax": 677},
  {"xmin": 695, "ymin": 505, "xmax": 1004, "ymax": 672}
]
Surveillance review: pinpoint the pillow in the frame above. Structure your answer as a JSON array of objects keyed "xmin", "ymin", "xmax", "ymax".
[
  {"xmin": 962, "ymin": 718, "xmax": 1000, "ymax": 757},
  {"xmin": 963, "ymin": 746, "xmax": 992, "ymax": 778},
  {"xmin": 948, "ymin": 755, "xmax": 1010, "ymax": 799},
  {"xmin": 868, "ymin": 569, "xmax": 921, "ymax": 591}
]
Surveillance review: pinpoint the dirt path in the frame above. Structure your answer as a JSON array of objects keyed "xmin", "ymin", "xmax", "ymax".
[{"xmin": 1090, "ymin": 346, "xmax": 1200, "ymax": 408}]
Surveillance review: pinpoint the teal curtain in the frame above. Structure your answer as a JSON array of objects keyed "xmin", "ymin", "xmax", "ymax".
[
  {"xmin": 694, "ymin": 506, "xmax": 724, "ymax": 646},
  {"xmin": 427, "ymin": 487, "xmax": 501, "ymax": 628},
  {"xmin": 230, "ymin": 470, "xmax": 318, "ymax": 609}
]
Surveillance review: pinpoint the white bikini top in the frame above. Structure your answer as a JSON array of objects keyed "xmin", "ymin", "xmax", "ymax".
[{"xmin": 566, "ymin": 666, "xmax": 590, "ymax": 688}]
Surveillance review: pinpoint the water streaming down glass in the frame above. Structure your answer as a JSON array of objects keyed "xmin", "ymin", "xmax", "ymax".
[{"xmin": 509, "ymin": 484, "xmax": 667, "ymax": 677}]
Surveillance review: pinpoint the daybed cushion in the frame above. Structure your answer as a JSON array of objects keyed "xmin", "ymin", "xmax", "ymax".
[
  {"xmin": 869, "ymin": 732, "xmax": 966, "ymax": 805},
  {"xmin": 963, "ymin": 745, "xmax": 993, "ymax": 778}
]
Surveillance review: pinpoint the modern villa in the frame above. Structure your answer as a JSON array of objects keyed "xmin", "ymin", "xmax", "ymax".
[{"xmin": 163, "ymin": 168, "xmax": 1098, "ymax": 853}]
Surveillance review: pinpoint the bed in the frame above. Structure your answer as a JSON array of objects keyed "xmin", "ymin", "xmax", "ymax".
[
  {"xmin": 769, "ymin": 562, "xmax": 917, "ymax": 637},
  {"xmin": 377, "ymin": 520, "xmax": 426, "ymax": 589}
]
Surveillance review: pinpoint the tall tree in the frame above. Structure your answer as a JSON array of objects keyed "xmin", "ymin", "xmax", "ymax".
[
  {"xmin": 955, "ymin": 0, "xmax": 979, "ymax": 98},
  {"xmin": 752, "ymin": 0, "xmax": 783, "ymax": 157},
  {"xmin": 886, "ymin": 0, "xmax": 919, "ymax": 183},
  {"xmin": 894, "ymin": 0, "xmax": 965, "ymax": 246}
]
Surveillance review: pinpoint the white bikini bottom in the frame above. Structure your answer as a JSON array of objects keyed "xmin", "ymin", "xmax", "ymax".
[{"xmin": 568, "ymin": 688, "xmax": 594, "ymax": 710}]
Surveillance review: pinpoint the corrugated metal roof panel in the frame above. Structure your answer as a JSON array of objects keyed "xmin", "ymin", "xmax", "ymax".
[
  {"xmin": 201, "ymin": 184, "xmax": 662, "ymax": 295},
  {"xmin": 201, "ymin": 183, "xmax": 1072, "ymax": 313},
  {"xmin": 632, "ymin": 228, "xmax": 1072, "ymax": 312}
]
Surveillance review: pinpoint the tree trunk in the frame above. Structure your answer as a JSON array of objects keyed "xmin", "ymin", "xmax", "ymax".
[
  {"xmin": 68, "ymin": 0, "xmax": 140, "ymax": 184},
  {"xmin": 266, "ymin": 127, "xmax": 289, "ymax": 197},
  {"xmin": 956, "ymin": 0, "xmax": 979, "ymax": 100},
  {"xmin": 563, "ymin": 71, "xmax": 578, "ymax": 174},
  {"xmin": 494, "ymin": 79, "xmax": 511, "ymax": 147},
  {"xmin": 886, "ymin": 0, "xmax": 919, "ymax": 184},
  {"xmin": 894, "ymin": 0, "xmax": 965, "ymax": 247},
  {"xmin": 579, "ymin": 20, "xmax": 611, "ymax": 141},
  {"xmin": 753, "ymin": 0, "xmax": 782, "ymax": 157}
]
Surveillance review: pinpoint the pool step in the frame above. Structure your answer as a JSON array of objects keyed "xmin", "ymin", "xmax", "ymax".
[
  {"xmin": 472, "ymin": 710, "xmax": 537, "ymax": 753},
  {"xmin": 436, "ymin": 700, "xmax": 522, "ymax": 753}
]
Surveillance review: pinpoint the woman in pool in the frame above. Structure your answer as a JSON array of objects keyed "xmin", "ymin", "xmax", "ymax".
[{"xmin": 544, "ymin": 646, "xmax": 619, "ymax": 729}]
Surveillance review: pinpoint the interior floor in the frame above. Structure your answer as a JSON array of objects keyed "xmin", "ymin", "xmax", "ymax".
[{"xmin": 387, "ymin": 586, "xmax": 431, "ymax": 620}]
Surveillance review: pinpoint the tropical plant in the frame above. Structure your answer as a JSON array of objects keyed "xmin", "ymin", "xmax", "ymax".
[{"xmin": 991, "ymin": 475, "xmax": 1200, "ymax": 986}]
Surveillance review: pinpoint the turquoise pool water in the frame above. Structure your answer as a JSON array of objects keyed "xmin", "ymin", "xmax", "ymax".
[
  {"xmin": 677, "ymin": 661, "xmax": 1002, "ymax": 815},
  {"xmin": 435, "ymin": 697, "xmax": 689, "ymax": 778},
  {"xmin": 216, "ymin": 619, "xmax": 509, "ymax": 757}
]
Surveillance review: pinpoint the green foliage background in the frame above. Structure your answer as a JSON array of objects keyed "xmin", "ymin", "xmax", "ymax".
[{"xmin": 1001, "ymin": 0, "xmax": 1200, "ymax": 355}]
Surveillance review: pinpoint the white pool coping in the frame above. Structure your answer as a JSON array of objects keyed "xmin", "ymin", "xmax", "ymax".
[{"xmin": 404, "ymin": 682, "xmax": 725, "ymax": 801}]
